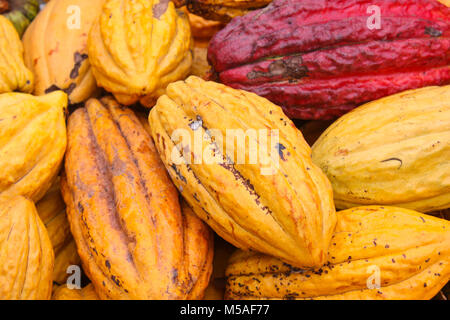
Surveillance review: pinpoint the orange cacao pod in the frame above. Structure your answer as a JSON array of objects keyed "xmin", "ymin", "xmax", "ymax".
[
  {"xmin": 61, "ymin": 96, "xmax": 213, "ymax": 299},
  {"xmin": 0, "ymin": 196, "xmax": 54, "ymax": 299}
]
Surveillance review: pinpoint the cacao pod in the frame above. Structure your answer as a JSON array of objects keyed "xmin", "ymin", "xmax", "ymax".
[
  {"xmin": 0, "ymin": 15, "xmax": 33, "ymax": 94},
  {"xmin": 148, "ymin": 76, "xmax": 337, "ymax": 268},
  {"xmin": 0, "ymin": 0, "xmax": 7, "ymax": 13},
  {"xmin": 61, "ymin": 96, "xmax": 213, "ymax": 299},
  {"xmin": 2, "ymin": 0, "xmax": 39, "ymax": 36},
  {"xmin": 22, "ymin": 0, "xmax": 105, "ymax": 104},
  {"xmin": 52, "ymin": 284, "xmax": 99, "ymax": 300},
  {"xmin": 208, "ymin": 0, "xmax": 450, "ymax": 120},
  {"xmin": 0, "ymin": 196, "xmax": 54, "ymax": 300},
  {"xmin": 0, "ymin": 91, "xmax": 67, "ymax": 203},
  {"xmin": 88, "ymin": 0, "xmax": 193, "ymax": 108},
  {"xmin": 312, "ymin": 85, "xmax": 450, "ymax": 213},
  {"xmin": 36, "ymin": 177, "xmax": 81, "ymax": 284},
  {"xmin": 176, "ymin": 0, "xmax": 272, "ymax": 22},
  {"xmin": 226, "ymin": 206, "xmax": 450, "ymax": 300},
  {"xmin": 185, "ymin": 9, "xmax": 225, "ymax": 40}
]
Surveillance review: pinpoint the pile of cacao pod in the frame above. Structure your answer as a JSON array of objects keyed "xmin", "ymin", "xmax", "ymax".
[{"xmin": 0, "ymin": 0, "xmax": 448, "ymax": 300}]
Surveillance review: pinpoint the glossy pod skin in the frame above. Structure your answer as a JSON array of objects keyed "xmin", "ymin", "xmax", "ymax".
[
  {"xmin": 88, "ymin": 0, "xmax": 193, "ymax": 107},
  {"xmin": 22, "ymin": 0, "xmax": 105, "ymax": 104},
  {"xmin": 0, "ymin": 196, "xmax": 54, "ymax": 300},
  {"xmin": 312, "ymin": 86, "xmax": 450, "ymax": 213},
  {"xmin": 61, "ymin": 96, "xmax": 213, "ymax": 299},
  {"xmin": 208, "ymin": 0, "xmax": 450, "ymax": 120},
  {"xmin": 0, "ymin": 91, "xmax": 67, "ymax": 203},
  {"xmin": 225, "ymin": 206, "xmax": 450, "ymax": 300},
  {"xmin": 149, "ymin": 76, "xmax": 336, "ymax": 268}
]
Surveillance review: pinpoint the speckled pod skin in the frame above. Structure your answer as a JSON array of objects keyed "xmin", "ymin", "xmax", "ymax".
[
  {"xmin": 312, "ymin": 86, "xmax": 450, "ymax": 213},
  {"xmin": 208, "ymin": 0, "xmax": 450, "ymax": 120},
  {"xmin": 0, "ymin": 91, "xmax": 67, "ymax": 203},
  {"xmin": 22, "ymin": 0, "xmax": 105, "ymax": 104},
  {"xmin": 149, "ymin": 76, "xmax": 336, "ymax": 268},
  {"xmin": 61, "ymin": 96, "xmax": 213, "ymax": 299},
  {"xmin": 0, "ymin": 16, "xmax": 33, "ymax": 94},
  {"xmin": 225, "ymin": 206, "xmax": 450, "ymax": 300},
  {"xmin": 36, "ymin": 178, "xmax": 80, "ymax": 284},
  {"xmin": 178, "ymin": 0, "xmax": 272, "ymax": 22},
  {"xmin": 52, "ymin": 284, "xmax": 99, "ymax": 300},
  {"xmin": 88, "ymin": 0, "xmax": 193, "ymax": 107},
  {"xmin": 0, "ymin": 196, "xmax": 54, "ymax": 300}
]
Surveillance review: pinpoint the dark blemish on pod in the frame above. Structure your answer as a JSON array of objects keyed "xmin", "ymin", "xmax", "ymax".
[
  {"xmin": 247, "ymin": 56, "xmax": 308, "ymax": 80},
  {"xmin": 425, "ymin": 27, "xmax": 442, "ymax": 37},
  {"xmin": 153, "ymin": 0, "xmax": 170, "ymax": 19},
  {"xmin": 78, "ymin": 202, "xmax": 84, "ymax": 213},
  {"xmin": 111, "ymin": 275, "xmax": 121, "ymax": 287},
  {"xmin": 276, "ymin": 143, "xmax": 288, "ymax": 161},
  {"xmin": 170, "ymin": 163, "xmax": 187, "ymax": 183},
  {"xmin": 105, "ymin": 260, "xmax": 111, "ymax": 270},
  {"xmin": 380, "ymin": 157, "xmax": 402, "ymax": 169},
  {"xmin": 70, "ymin": 52, "xmax": 88, "ymax": 79},
  {"xmin": 45, "ymin": 84, "xmax": 61, "ymax": 94},
  {"xmin": 172, "ymin": 268, "xmax": 178, "ymax": 283}
]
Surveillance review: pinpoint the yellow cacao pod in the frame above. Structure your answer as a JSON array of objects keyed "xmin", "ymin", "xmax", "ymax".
[
  {"xmin": 22, "ymin": 0, "xmax": 105, "ymax": 104},
  {"xmin": 0, "ymin": 91, "xmax": 67, "ymax": 203},
  {"xmin": 36, "ymin": 178, "xmax": 80, "ymax": 284},
  {"xmin": 0, "ymin": 15, "xmax": 33, "ymax": 94},
  {"xmin": 61, "ymin": 96, "xmax": 213, "ymax": 299},
  {"xmin": 52, "ymin": 284, "xmax": 99, "ymax": 300},
  {"xmin": 88, "ymin": 0, "xmax": 193, "ymax": 107},
  {"xmin": 312, "ymin": 86, "xmax": 450, "ymax": 213},
  {"xmin": 226, "ymin": 206, "xmax": 450, "ymax": 300},
  {"xmin": 148, "ymin": 76, "xmax": 336, "ymax": 268},
  {"xmin": 0, "ymin": 196, "xmax": 54, "ymax": 300}
]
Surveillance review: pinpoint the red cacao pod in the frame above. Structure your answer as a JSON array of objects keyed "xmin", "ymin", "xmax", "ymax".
[{"xmin": 208, "ymin": 0, "xmax": 450, "ymax": 120}]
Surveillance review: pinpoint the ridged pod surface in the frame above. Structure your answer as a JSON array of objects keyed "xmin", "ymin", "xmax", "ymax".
[
  {"xmin": 22, "ymin": 0, "xmax": 105, "ymax": 104},
  {"xmin": 52, "ymin": 284, "xmax": 99, "ymax": 300},
  {"xmin": 208, "ymin": 0, "xmax": 450, "ymax": 120},
  {"xmin": 312, "ymin": 86, "xmax": 450, "ymax": 213},
  {"xmin": 88, "ymin": 0, "xmax": 193, "ymax": 107},
  {"xmin": 149, "ymin": 76, "xmax": 336, "ymax": 268},
  {"xmin": 0, "ymin": 196, "xmax": 54, "ymax": 300},
  {"xmin": 36, "ymin": 178, "xmax": 80, "ymax": 284},
  {"xmin": 61, "ymin": 96, "xmax": 213, "ymax": 299},
  {"xmin": 226, "ymin": 206, "xmax": 450, "ymax": 300},
  {"xmin": 0, "ymin": 91, "xmax": 67, "ymax": 203},
  {"xmin": 176, "ymin": 0, "xmax": 272, "ymax": 22},
  {"xmin": 0, "ymin": 16, "xmax": 33, "ymax": 94}
]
